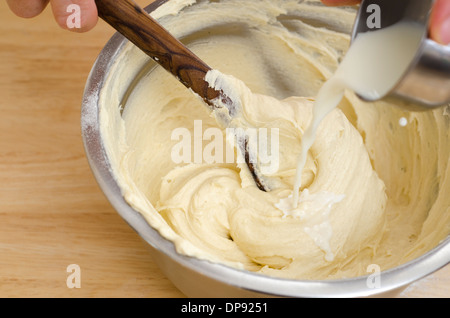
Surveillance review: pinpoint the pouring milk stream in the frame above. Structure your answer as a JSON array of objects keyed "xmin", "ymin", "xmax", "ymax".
[{"xmin": 285, "ymin": 21, "xmax": 424, "ymax": 209}]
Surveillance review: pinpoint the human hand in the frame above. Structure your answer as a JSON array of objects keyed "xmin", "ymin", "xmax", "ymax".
[
  {"xmin": 321, "ymin": 0, "xmax": 450, "ymax": 45},
  {"xmin": 6, "ymin": 0, "xmax": 98, "ymax": 32}
]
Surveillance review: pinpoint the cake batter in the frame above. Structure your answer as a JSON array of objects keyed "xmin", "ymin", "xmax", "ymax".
[{"xmin": 99, "ymin": 0, "xmax": 450, "ymax": 280}]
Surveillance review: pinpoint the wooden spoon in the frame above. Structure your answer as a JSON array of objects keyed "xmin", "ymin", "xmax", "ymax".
[{"xmin": 95, "ymin": 0, "xmax": 269, "ymax": 191}]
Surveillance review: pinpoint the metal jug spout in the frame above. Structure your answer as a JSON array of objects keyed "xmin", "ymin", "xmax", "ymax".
[{"xmin": 352, "ymin": 0, "xmax": 450, "ymax": 111}]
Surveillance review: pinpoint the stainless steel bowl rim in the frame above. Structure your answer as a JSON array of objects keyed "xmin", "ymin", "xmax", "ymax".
[{"xmin": 81, "ymin": 2, "xmax": 450, "ymax": 298}]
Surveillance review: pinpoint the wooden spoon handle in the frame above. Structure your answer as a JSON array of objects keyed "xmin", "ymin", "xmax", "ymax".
[
  {"xmin": 95, "ymin": 0, "xmax": 268, "ymax": 192},
  {"xmin": 95, "ymin": 0, "xmax": 220, "ymax": 106}
]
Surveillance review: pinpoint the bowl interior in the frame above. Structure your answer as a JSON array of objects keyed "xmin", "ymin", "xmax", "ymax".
[{"xmin": 82, "ymin": 0, "xmax": 450, "ymax": 297}]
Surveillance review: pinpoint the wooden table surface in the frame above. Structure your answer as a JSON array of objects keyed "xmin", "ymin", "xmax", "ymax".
[{"xmin": 0, "ymin": 0, "xmax": 448, "ymax": 298}]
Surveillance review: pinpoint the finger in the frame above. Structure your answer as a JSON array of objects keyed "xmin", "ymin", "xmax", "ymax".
[
  {"xmin": 321, "ymin": 0, "xmax": 361, "ymax": 6},
  {"xmin": 430, "ymin": 0, "xmax": 450, "ymax": 44},
  {"xmin": 6, "ymin": 0, "xmax": 50, "ymax": 18},
  {"xmin": 50, "ymin": 0, "xmax": 98, "ymax": 33}
]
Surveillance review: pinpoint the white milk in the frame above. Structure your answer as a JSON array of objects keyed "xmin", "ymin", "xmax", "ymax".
[{"xmin": 291, "ymin": 21, "xmax": 424, "ymax": 207}]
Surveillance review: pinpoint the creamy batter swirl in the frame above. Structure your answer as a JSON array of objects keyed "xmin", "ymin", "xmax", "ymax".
[{"xmin": 99, "ymin": 0, "xmax": 450, "ymax": 280}]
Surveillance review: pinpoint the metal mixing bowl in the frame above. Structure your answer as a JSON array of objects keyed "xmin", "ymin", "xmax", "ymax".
[{"xmin": 81, "ymin": 0, "xmax": 450, "ymax": 297}]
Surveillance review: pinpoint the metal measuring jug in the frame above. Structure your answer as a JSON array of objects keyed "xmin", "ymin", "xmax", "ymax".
[{"xmin": 352, "ymin": 0, "xmax": 450, "ymax": 111}]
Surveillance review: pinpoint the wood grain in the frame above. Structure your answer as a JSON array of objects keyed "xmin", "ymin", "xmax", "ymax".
[
  {"xmin": 95, "ymin": 0, "xmax": 218, "ymax": 105},
  {"xmin": 0, "ymin": 0, "xmax": 447, "ymax": 298},
  {"xmin": 0, "ymin": 0, "xmax": 184, "ymax": 298}
]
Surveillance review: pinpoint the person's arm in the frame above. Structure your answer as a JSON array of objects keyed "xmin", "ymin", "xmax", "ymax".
[
  {"xmin": 6, "ymin": 0, "xmax": 98, "ymax": 32},
  {"xmin": 321, "ymin": 0, "xmax": 450, "ymax": 45}
]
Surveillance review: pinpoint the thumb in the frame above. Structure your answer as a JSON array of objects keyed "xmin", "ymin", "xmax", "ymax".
[
  {"xmin": 50, "ymin": 0, "xmax": 98, "ymax": 32},
  {"xmin": 430, "ymin": 0, "xmax": 450, "ymax": 45},
  {"xmin": 6, "ymin": 0, "xmax": 50, "ymax": 18}
]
